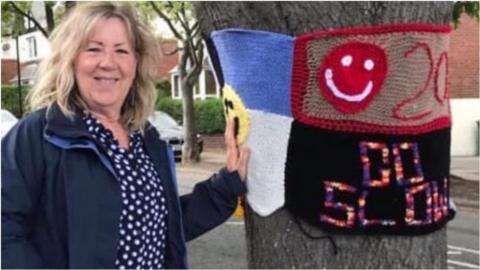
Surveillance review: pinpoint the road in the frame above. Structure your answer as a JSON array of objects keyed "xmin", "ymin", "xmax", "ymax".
[
  {"xmin": 447, "ymin": 207, "xmax": 479, "ymax": 269},
  {"xmin": 176, "ymin": 151, "xmax": 479, "ymax": 269}
]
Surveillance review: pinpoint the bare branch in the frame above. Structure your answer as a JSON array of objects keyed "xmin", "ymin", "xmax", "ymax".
[
  {"xmin": 193, "ymin": 37, "xmax": 203, "ymax": 51},
  {"xmin": 160, "ymin": 46, "xmax": 183, "ymax": 56},
  {"xmin": 179, "ymin": 2, "xmax": 190, "ymax": 30},
  {"xmin": 166, "ymin": 1, "xmax": 175, "ymax": 10},
  {"xmin": 8, "ymin": 1, "xmax": 49, "ymax": 37},
  {"xmin": 185, "ymin": 39, "xmax": 196, "ymax": 63},
  {"xmin": 178, "ymin": 45, "xmax": 189, "ymax": 71},
  {"xmin": 185, "ymin": 43, "xmax": 204, "ymax": 84},
  {"xmin": 191, "ymin": 22, "xmax": 201, "ymax": 37},
  {"xmin": 174, "ymin": 3, "xmax": 190, "ymax": 35},
  {"xmin": 149, "ymin": 1, "xmax": 184, "ymax": 41}
]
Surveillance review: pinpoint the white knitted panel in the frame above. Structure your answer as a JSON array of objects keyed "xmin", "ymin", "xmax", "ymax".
[{"xmin": 245, "ymin": 109, "xmax": 293, "ymax": 216}]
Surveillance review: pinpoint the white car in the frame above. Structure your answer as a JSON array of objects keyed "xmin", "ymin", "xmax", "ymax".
[
  {"xmin": 148, "ymin": 111, "xmax": 203, "ymax": 161},
  {"xmin": 1, "ymin": 109, "xmax": 18, "ymax": 138}
]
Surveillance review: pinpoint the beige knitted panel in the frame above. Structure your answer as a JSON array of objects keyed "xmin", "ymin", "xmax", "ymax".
[{"xmin": 301, "ymin": 32, "xmax": 450, "ymax": 127}]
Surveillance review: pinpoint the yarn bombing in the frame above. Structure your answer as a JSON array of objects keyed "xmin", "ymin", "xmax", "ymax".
[{"xmin": 210, "ymin": 23, "xmax": 455, "ymax": 234}]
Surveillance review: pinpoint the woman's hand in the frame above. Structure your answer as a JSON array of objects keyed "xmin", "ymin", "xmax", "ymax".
[{"xmin": 225, "ymin": 118, "xmax": 250, "ymax": 181}]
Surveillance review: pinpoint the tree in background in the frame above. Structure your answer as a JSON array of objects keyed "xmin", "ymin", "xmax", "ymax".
[
  {"xmin": 193, "ymin": 2, "xmax": 467, "ymax": 268},
  {"xmin": 1, "ymin": 1, "xmax": 76, "ymax": 37},
  {"xmin": 453, "ymin": 1, "xmax": 479, "ymax": 27},
  {"xmin": 146, "ymin": 1, "xmax": 203, "ymax": 163}
]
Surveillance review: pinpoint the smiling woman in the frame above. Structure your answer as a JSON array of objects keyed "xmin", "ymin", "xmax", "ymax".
[
  {"xmin": 28, "ymin": 2, "xmax": 157, "ymax": 133},
  {"xmin": 1, "ymin": 2, "xmax": 249, "ymax": 269},
  {"xmin": 74, "ymin": 17, "xmax": 138, "ymax": 148},
  {"xmin": 74, "ymin": 18, "xmax": 137, "ymax": 119}
]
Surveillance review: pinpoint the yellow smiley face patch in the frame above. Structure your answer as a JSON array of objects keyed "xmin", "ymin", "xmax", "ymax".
[{"xmin": 222, "ymin": 84, "xmax": 250, "ymax": 145}]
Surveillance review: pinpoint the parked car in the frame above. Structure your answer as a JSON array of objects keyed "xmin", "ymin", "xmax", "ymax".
[
  {"xmin": 148, "ymin": 111, "xmax": 203, "ymax": 161},
  {"xmin": 1, "ymin": 109, "xmax": 18, "ymax": 139}
]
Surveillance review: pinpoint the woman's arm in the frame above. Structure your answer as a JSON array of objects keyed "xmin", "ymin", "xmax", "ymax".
[
  {"xmin": 179, "ymin": 168, "xmax": 246, "ymax": 241},
  {"xmin": 179, "ymin": 119, "xmax": 250, "ymax": 241},
  {"xmin": 1, "ymin": 114, "xmax": 47, "ymax": 268}
]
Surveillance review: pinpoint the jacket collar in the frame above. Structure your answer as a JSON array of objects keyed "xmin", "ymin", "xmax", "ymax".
[{"xmin": 44, "ymin": 102, "xmax": 91, "ymax": 140}]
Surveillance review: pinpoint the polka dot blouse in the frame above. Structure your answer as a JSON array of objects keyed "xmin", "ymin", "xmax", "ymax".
[{"xmin": 84, "ymin": 114, "xmax": 168, "ymax": 270}]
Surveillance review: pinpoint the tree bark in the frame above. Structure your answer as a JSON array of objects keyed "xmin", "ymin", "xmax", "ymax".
[
  {"xmin": 179, "ymin": 42, "xmax": 202, "ymax": 164},
  {"xmin": 181, "ymin": 77, "xmax": 200, "ymax": 163},
  {"xmin": 44, "ymin": 2, "xmax": 55, "ymax": 33},
  {"xmin": 181, "ymin": 35, "xmax": 204, "ymax": 164},
  {"xmin": 193, "ymin": 1, "xmax": 453, "ymax": 269}
]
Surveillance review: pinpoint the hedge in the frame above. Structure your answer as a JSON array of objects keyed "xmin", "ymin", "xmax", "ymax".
[
  {"xmin": 1, "ymin": 85, "xmax": 30, "ymax": 118},
  {"xmin": 156, "ymin": 98, "xmax": 225, "ymax": 134},
  {"xmin": 157, "ymin": 98, "xmax": 183, "ymax": 122},
  {"xmin": 195, "ymin": 98, "xmax": 225, "ymax": 134},
  {"xmin": 155, "ymin": 80, "xmax": 171, "ymax": 100}
]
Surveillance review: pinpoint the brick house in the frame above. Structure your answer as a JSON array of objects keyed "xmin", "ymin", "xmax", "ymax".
[
  {"xmin": 447, "ymin": 14, "xmax": 479, "ymax": 156},
  {"xmin": 449, "ymin": 14, "xmax": 479, "ymax": 99},
  {"xmin": 155, "ymin": 39, "xmax": 179, "ymax": 81},
  {"xmin": 1, "ymin": 59, "xmax": 23, "ymax": 85}
]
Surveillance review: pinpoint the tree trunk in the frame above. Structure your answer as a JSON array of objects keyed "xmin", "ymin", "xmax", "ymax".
[
  {"xmin": 180, "ymin": 40, "xmax": 204, "ymax": 164},
  {"xmin": 180, "ymin": 70, "xmax": 200, "ymax": 163},
  {"xmin": 193, "ymin": 2, "xmax": 453, "ymax": 268},
  {"xmin": 44, "ymin": 2, "xmax": 55, "ymax": 33}
]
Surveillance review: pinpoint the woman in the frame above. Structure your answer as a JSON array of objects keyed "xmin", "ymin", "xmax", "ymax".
[{"xmin": 1, "ymin": 2, "xmax": 249, "ymax": 269}]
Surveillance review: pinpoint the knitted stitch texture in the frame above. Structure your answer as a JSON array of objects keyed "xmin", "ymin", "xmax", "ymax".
[
  {"xmin": 292, "ymin": 24, "xmax": 452, "ymax": 134},
  {"xmin": 245, "ymin": 109, "xmax": 293, "ymax": 216},
  {"xmin": 212, "ymin": 29, "xmax": 294, "ymax": 117},
  {"xmin": 210, "ymin": 24, "xmax": 455, "ymax": 234},
  {"xmin": 285, "ymin": 121, "xmax": 455, "ymax": 234}
]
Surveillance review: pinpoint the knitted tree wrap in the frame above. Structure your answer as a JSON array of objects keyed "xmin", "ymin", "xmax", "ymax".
[
  {"xmin": 292, "ymin": 24, "xmax": 451, "ymax": 134},
  {"xmin": 212, "ymin": 29, "xmax": 295, "ymax": 215},
  {"xmin": 210, "ymin": 25, "xmax": 455, "ymax": 232}
]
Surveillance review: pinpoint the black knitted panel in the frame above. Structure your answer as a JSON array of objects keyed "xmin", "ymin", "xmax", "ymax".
[{"xmin": 285, "ymin": 120, "xmax": 454, "ymax": 235}]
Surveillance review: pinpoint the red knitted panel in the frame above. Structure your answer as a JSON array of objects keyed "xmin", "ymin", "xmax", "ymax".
[{"xmin": 291, "ymin": 24, "xmax": 452, "ymax": 135}]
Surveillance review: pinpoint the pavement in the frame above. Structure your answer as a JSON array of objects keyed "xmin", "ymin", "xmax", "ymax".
[{"xmin": 451, "ymin": 156, "xmax": 479, "ymax": 182}]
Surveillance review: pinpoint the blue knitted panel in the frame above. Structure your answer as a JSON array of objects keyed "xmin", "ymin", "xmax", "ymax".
[{"xmin": 211, "ymin": 29, "xmax": 294, "ymax": 117}]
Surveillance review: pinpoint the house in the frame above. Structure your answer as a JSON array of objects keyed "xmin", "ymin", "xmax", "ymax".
[
  {"xmin": 168, "ymin": 59, "xmax": 219, "ymax": 100},
  {"xmin": 448, "ymin": 14, "xmax": 480, "ymax": 156},
  {"xmin": 1, "ymin": 19, "xmax": 50, "ymax": 85},
  {"xmin": 154, "ymin": 38, "xmax": 220, "ymax": 100}
]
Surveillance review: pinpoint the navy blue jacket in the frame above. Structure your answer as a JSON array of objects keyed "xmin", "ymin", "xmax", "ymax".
[{"xmin": 1, "ymin": 104, "xmax": 246, "ymax": 269}]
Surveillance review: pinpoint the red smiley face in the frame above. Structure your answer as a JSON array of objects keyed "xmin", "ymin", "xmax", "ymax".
[{"xmin": 318, "ymin": 42, "xmax": 388, "ymax": 113}]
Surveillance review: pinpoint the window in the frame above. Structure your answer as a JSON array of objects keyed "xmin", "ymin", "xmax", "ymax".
[
  {"xmin": 24, "ymin": 13, "xmax": 36, "ymax": 31},
  {"xmin": 172, "ymin": 74, "xmax": 181, "ymax": 99},
  {"xmin": 205, "ymin": 70, "xmax": 217, "ymax": 96},
  {"xmin": 26, "ymin": 36, "xmax": 37, "ymax": 58},
  {"xmin": 194, "ymin": 81, "xmax": 200, "ymax": 96}
]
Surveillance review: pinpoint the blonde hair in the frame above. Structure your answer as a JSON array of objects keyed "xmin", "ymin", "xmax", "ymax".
[{"xmin": 28, "ymin": 2, "xmax": 158, "ymax": 131}]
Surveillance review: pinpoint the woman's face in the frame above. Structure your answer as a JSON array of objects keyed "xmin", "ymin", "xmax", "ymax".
[{"xmin": 74, "ymin": 17, "xmax": 137, "ymax": 115}]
